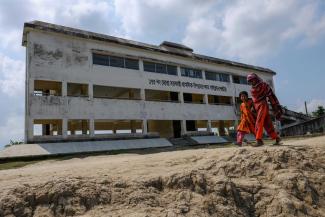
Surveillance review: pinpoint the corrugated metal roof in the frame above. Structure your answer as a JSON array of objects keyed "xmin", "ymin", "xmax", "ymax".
[{"xmin": 22, "ymin": 21, "xmax": 276, "ymax": 75}]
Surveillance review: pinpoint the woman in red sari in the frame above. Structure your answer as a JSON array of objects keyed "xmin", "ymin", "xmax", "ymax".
[{"xmin": 247, "ymin": 73, "xmax": 283, "ymax": 146}]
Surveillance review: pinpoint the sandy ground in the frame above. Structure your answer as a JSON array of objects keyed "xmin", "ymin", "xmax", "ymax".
[{"xmin": 0, "ymin": 136, "xmax": 325, "ymax": 217}]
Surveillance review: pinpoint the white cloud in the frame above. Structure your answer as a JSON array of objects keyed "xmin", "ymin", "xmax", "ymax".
[
  {"xmin": 295, "ymin": 99, "xmax": 325, "ymax": 114},
  {"xmin": 114, "ymin": 0, "xmax": 215, "ymax": 42},
  {"xmin": 0, "ymin": 53, "xmax": 25, "ymax": 97},
  {"xmin": 0, "ymin": 114, "xmax": 24, "ymax": 147},
  {"xmin": 182, "ymin": 0, "xmax": 325, "ymax": 63},
  {"xmin": 0, "ymin": 0, "xmax": 118, "ymax": 52}
]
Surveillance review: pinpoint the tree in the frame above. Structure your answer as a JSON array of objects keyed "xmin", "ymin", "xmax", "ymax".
[{"xmin": 312, "ymin": 106, "xmax": 325, "ymax": 118}]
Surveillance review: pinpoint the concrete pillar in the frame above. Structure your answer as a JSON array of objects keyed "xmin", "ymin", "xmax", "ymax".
[
  {"xmin": 219, "ymin": 120, "xmax": 226, "ymax": 136},
  {"xmin": 202, "ymin": 70, "xmax": 206, "ymax": 80},
  {"xmin": 207, "ymin": 120, "xmax": 212, "ymax": 132},
  {"xmin": 204, "ymin": 94, "xmax": 208, "ymax": 104},
  {"xmin": 88, "ymin": 83, "xmax": 93, "ymax": 99},
  {"xmin": 63, "ymin": 118, "xmax": 68, "ymax": 138},
  {"xmin": 142, "ymin": 119, "xmax": 148, "ymax": 134},
  {"xmin": 140, "ymin": 89, "xmax": 145, "ymax": 100},
  {"xmin": 177, "ymin": 66, "xmax": 181, "ymax": 77},
  {"xmin": 82, "ymin": 120, "xmax": 88, "ymax": 135},
  {"xmin": 130, "ymin": 120, "xmax": 136, "ymax": 133},
  {"xmin": 27, "ymin": 118, "xmax": 34, "ymax": 143},
  {"xmin": 179, "ymin": 91, "xmax": 184, "ymax": 103},
  {"xmin": 90, "ymin": 119, "xmax": 95, "ymax": 136},
  {"xmin": 62, "ymin": 81, "xmax": 67, "ymax": 97},
  {"xmin": 181, "ymin": 119, "xmax": 187, "ymax": 135},
  {"xmin": 139, "ymin": 59, "xmax": 144, "ymax": 72}
]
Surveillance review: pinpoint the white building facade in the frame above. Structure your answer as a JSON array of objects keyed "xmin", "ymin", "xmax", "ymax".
[{"xmin": 22, "ymin": 21, "xmax": 276, "ymax": 143}]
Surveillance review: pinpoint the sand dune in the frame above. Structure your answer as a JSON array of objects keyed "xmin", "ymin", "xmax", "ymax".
[{"xmin": 0, "ymin": 136, "xmax": 325, "ymax": 217}]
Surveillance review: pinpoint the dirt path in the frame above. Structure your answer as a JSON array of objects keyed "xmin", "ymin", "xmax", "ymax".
[{"xmin": 0, "ymin": 136, "xmax": 325, "ymax": 217}]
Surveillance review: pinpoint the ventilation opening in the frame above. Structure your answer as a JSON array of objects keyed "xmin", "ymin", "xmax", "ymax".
[
  {"xmin": 186, "ymin": 120, "xmax": 208, "ymax": 132},
  {"xmin": 211, "ymin": 120, "xmax": 236, "ymax": 136},
  {"xmin": 183, "ymin": 93, "xmax": 204, "ymax": 104},
  {"xmin": 68, "ymin": 119, "xmax": 89, "ymax": 135},
  {"xmin": 94, "ymin": 120, "xmax": 142, "ymax": 134},
  {"xmin": 34, "ymin": 80, "xmax": 62, "ymax": 96},
  {"xmin": 33, "ymin": 119, "xmax": 62, "ymax": 136},
  {"xmin": 93, "ymin": 85, "xmax": 141, "ymax": 100},
  {"xmin": 67, "ymin": 83, "xmax": 88, "ymax": 97},
  {"xmin": 145, "ymin": 89, "xmax": 179, "ymax": 102},
  {"xmin": 208, "ymin": 95, "xmax": 233, "ymax": 105}
]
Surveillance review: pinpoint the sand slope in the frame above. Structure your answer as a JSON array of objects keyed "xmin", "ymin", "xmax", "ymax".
[{"xmin": 0, "ymin": 136, "xmax": 325, "ymax": 217}]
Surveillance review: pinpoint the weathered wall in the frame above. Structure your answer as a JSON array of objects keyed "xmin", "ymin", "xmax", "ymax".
[
  {"xmin": 281, "ymin": 116, "xmax": 325, "ymax": 136},
  {"xmin": 25, "ymin": 29, "xmax": 274, "ymax": 142}
]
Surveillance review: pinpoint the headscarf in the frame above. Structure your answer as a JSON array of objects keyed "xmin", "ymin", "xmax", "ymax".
[{"xmin": 247, "ymin": 73, "xmax": 283, "ymax": 120}]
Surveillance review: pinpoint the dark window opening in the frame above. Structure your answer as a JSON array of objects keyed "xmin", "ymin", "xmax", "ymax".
[
  {"xmin": 208, "ymin": 95, "xmax": 232, "ymax": 105},
  {"xmin": 93, "ymin": 53, "xmax": 139, "ymax": 70},
  {"xmin": 145, "ymin": 89, "xmax": 179, "ymax": 102},
  {"xmin": 125, "ymin": 58, "xmax": 139, "ymax": 70},
  {"xmin": 206, "ymin": 71, "xmax": 230, "ymax": 82},
  {"xmin": 167, "ymin": 65, "xmax": 177, "ymax": 75},
  {"xmin": 183, "ymin": 93, "xmax": 204, "ymax": 104},
  {"xmin": 67, "ymin": 83, "xmax": 88, "ymax": 97},
  {"xmin": 34, "ymin": 80, "xmax": 62, "ymax": 96},
  {"xmin": 143, "ymin": 61, "xmax": 178, "ymax": 76},
  {"xmin": 93, "ymin": 53, "xmax": 109, "ymax": 66},
  {"xmin": 233, "ymin": 75, "xmax": 248, "ymax": 85},
  {"xmin": 181, "ymin": 67, "xmax": 202, "ymax": 79},
  {"xmin": 143, "ymin": 61, "xmax": 156, "ymax": 72}
]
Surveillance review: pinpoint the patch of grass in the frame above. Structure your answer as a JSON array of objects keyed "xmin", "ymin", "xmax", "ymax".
[{"xmin": 0, "ymin": 160, "xmax": 40, "ymax": 170}]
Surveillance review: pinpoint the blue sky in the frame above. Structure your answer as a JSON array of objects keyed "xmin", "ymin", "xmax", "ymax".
[{"xmin": 0, "ymin": 0, "xmax": 324, "ymax": 148}]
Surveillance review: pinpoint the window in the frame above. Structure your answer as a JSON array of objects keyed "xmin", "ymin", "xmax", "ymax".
[
  {"xmin": 143, "ymin": 61, "xmax": 178, "ymax": 76},
  {"xmin": 125, "ymin": 58, "xmax": 139, "ymax": 70},
  {"xmin": 167, "ymin": 65, "xmax": 177, "ymax": 75},
  {"xmin": 110, "ymin": 56, "xmax": 124, "ymax": 68},
  {"xmin": 156, "ymin": 63, "xmax": 167, "ymax": 74},
  {"xmin": 205, "ymin": 71, "xmax": 230, "ymax": 82},
  {"xmin": 219, "ymin": 73, "xmax": 230, "ymax": 82},
  {"xmin": 143, "ymin": 61, "xmax": 156, "ymax": 72},
  {"xmin": 233, "ymin": 75, "xmax": 248, "ymax": 85},
  {"xmin": 181, "ymin": 67, "xmax": 202, "ymax": 79},
  {"xmin": 93, "ymin": 53, "xmax": 139, "ymax": 70},
  {"xmin": 93, "ymin": 53, "xmax": 109, "ymax": 66}
]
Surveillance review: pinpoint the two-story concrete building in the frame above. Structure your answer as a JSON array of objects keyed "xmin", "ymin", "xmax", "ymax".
[{"xmin": 22, "ymin": 21, "xmax": 276, "ymax": 144}]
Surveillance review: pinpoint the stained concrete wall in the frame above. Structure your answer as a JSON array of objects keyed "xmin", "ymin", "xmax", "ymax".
[
  {"xmin": 25, "ymin": 29, "xmax": 274, "ymax": 142},
  {"xmin": 281, "ymin": 116, "xmax": 325, "ymax": 136}
]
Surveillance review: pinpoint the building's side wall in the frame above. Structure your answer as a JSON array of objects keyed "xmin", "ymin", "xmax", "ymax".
[{"xmin": 25, "ymin": 30, "xmax": 274, "ymax": 142}]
